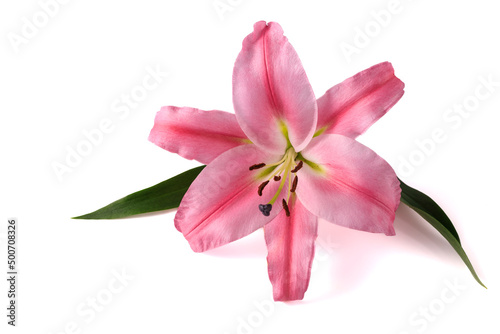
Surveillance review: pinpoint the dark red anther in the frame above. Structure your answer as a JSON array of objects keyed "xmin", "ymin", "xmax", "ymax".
[
  {"xmin": 258, "ymin": 180, "xmax": 270, "ymax": 196},
  {"xmin": 291, "ymin": 160, "xmax": 303, "ymax": 173},
  {"xmin": 282, "ymin": 199, "xmax": 290, "ymax": 217},
  {"xmin": 273, "ymin": 175, "xmax": 281, "ymax": 181},
  {"xmin": 290, "ymin": 175, "xmax": 298, "ymax": 193},
  {"xmin": 249, "ymin": 163, "xmax": 266, "ymax": 171}
]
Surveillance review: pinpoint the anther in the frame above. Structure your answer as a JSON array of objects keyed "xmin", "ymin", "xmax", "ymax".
[
  {"xmin": 290, "ymin": 175, "xmax": 298, "ymax": 193},
  {"xmin": 259, "ymin": 204, "xmax": 272, "ymax": 216},
  {"xmin": 249, "ymin": 163, "xmax": 266, "ymax": 171},
  {"xmin": 291, "ymin": 160, "xmax": 303, "ymax": 173},
  {"xmin": 258, "ymin": 181, "xmax": 269, "ymax": 196},
  {"xmin": 273, "ymin": 175, "xmax": 281, "ymax": 181},
  {"xmin": 282, "ymin": 199, "xmax": 290, "ymax": 217}
]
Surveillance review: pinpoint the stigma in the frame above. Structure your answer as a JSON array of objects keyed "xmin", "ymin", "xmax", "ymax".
[{"xmin": 250, "ymin": 147, "xmax": 302, "ymax": 217}]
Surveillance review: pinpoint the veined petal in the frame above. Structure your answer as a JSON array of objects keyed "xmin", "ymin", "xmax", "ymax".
[
  {"xmin": 233, "ymin": 21, "xmax": 317, "ymax": 153},
  {"xmin": 149, "ymin": 106, "xmax": 250, "ymax": 164},
  {"xmin": 264, "ymin": 197, "xmax": 318, "ymax": 301},
  {"xmin": 316, "ymin": 62, "xmax": 404, "ymax": 138},
  {"xmin": 297, "ymin": 134, "xmax": 400, "ymax": 235},
  {"xmin": 175, "ymin": 144, "xmax": 285, "ymax": 252}
]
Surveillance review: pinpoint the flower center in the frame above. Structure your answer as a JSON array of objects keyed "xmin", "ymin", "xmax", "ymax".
[{"xmin": 249, "ymin": 147, "xmax": 303, "ymax": 217}]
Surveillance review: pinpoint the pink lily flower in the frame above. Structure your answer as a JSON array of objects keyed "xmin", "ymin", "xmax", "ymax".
[{"xmin": 149, "ymin": 21, "xmax": 404, "ymax": 301}]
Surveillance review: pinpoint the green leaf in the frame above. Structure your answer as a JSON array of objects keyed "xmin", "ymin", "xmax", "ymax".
[
  {"xmin": 73, "ymin": 166, "xmax": 205, "ymax": 219},
  {"xmin": 399, "ymin": 178, "xmax": 461, "ymax": 243},
  {"xmin": 74, "ymin": 165, "xmax": 485, "ymax": 288},
  {"xmin": 399, "ymin": 178, "xmax": 486, "ymax": 288}
]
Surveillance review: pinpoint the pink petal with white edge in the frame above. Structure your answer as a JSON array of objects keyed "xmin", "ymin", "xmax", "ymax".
[
  {"xmin": 316, "ymin": 62, "xmax": 404, "ymax": 138},
  {"xmin": 264, "ymin": 197, "xmax": 318, "ymax": 301},
  {"xmin": 148, "ymin": 106, "xmax": 249, "ymax": 165},
  {"xmin": 175, "ymin": 144, "xmax": 286, "ymax": 252},
  {"xmin": 296, "ymin": 134, "xmax": 400, "ymax": 235},
  {"xmin": 233, "ymin": 21, "xmax": 318, "ymax": 153}
]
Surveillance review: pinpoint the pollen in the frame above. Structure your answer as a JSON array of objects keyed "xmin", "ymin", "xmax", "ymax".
[
  {"xmin": 291, "ymin": 160, "xmax": 303, "ymax": 173},
  {"xmin": 282, "ymin": 199, "xmax": 290, "ymax": 217},
  {"xmin": 290, "ymin": 175, "xmax": 298, "ymax": 193},
  {"xmin": 258, "ymin": 180, "xmax": 270, "ymax": 196},
  {"xmin": 249, "ymin": 163, "xmax": 266, "ymax": 170}
]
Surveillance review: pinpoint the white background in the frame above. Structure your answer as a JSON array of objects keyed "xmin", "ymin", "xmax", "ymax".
[{"xmin": 1, "ymin": 0, "xmax": 499, "ymax": 333}]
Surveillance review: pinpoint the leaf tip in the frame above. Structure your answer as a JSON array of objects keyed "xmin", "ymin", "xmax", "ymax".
[{"xmin": 71, "ymin": 213, "xmax": 94, "ymax": 220}]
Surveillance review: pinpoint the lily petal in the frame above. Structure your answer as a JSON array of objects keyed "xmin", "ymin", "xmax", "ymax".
[
  {"xmin": 297, "ymin": 134, "xmax": 400, "ymax": 235},
  {"xmin": 233, "ymin": 21, "xmax": 317, "ymax": 153},
  {"xmin": 175, "ymin": 144, "xmax": 285, "ymax": 252},
  {"xmin": 264, "ymin": 197, "xmax": 318, "ymax": 301},
  {"xmin": 149, "ymin": 106, "xmax": 250, "ymax": 164},
  {"xmin": 316, "ymin": 62, "xmax": 404, "ymax": 138}
]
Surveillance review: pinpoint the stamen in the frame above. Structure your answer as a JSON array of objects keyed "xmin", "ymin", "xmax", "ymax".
[
  {"xmin": 259, "ymin": 204, "xmax": 272, "ymax": 216},
  {"xmin": 291, "ymin": 160, "xmax": 303, "ymax": 173},
  {"xmin": 249, "ymin": 163, "xmax": 266, "ymax": 170},
  {"xmin": 290, "ymin": 175, "xmax": 298, "ymax": 193},
  {"xmin": 255, "ymin": 147, "xmax": 300, "ymax": 216},
  {"xmin": 282, "ymin": 199, "xmax": 290, "ymax": 217},
  {"xmin": 257, "ymin": 181, "xmax": 269, "ymax": 196}
]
